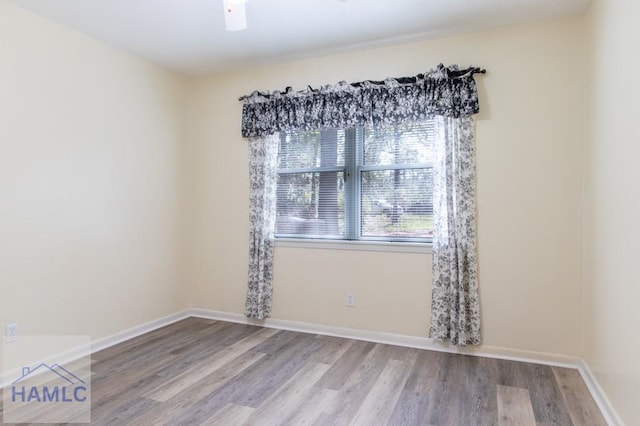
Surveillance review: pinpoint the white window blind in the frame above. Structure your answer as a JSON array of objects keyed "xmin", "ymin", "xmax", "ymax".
[{"xmin": 276, "ymin": 121, "xmax": 434, "ymax": 242}]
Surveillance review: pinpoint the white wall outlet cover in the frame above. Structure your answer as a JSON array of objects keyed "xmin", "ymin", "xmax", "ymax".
[
  {"xmin": 346, "ymin": 292, "xmax": 355, "ymax": 307},
  {"xmin": 5, "ymin": 323, "xmax": 18, "ymax": 343}
]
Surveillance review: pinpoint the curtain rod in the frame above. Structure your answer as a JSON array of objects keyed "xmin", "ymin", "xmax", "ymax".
[{"xmin": 239, "ymin": 66, "xmax": 486, "ymax": 101}]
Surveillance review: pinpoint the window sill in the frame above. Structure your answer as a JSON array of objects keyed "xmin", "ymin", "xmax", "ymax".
[{"xmin": 274, "ymin": 238, "xmax": 432, "ymax": 254}]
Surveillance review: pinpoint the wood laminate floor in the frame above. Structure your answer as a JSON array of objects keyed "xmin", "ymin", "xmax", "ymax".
[{"xmin": 1, "ymin": 318, "xmax": 607, "ymax": 425}]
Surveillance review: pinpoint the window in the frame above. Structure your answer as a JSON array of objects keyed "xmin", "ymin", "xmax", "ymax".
[{"xmin": 275, "ymin": 121, "xmax": 434, "ymax": 242}]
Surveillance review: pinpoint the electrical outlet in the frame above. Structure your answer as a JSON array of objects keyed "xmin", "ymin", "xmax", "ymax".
[
  {"xmin": 346, "ymin": 292, "xmax": 355, "ymax": 307},
  {"xmin": 5, "ymin": 323, "xmax": 18, "ymax": 343}
]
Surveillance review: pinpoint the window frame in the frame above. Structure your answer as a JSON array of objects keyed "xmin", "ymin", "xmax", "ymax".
[{"xmin": 275, "ymin": 124, "xmax": 433, "ymax": 244}]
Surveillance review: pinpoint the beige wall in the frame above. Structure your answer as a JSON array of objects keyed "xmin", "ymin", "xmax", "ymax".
[
  {"xmin": 188, "ymin": 18, "xmax": 586, "ymax": 356},
  {"xmin": 5, "ymin": 3, "xmax": 635, "ymax": 421},
  {"xmin": 6, "ymin": 1, "xmax": 639, "ymax": 419},
  {"xmin": 584, "ymin": 1, "xmax": 640, "ymax": 424},
  {"xmin": 0, "ymin": 3, "xmax": 189, "ymax": 340}
]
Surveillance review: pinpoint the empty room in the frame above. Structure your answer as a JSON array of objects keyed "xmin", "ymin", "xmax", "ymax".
[{"xmin": 0, "ymin": 0, "xmax": 637, "ymax": 424}]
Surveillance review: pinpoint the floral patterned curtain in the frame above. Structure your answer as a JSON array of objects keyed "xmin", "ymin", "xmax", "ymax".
[
  {"xmin": 245, "ymin": 134, "xmax": 279, "ymax": 319},
  {"xmin": 429, "ymin": 116, "xmax": 481, "ymax": 346},
  {"xmin": 240, "ymin": 64, "xmax": 483, "ymax": 138},
  {"xmin": 241, "ymin": 64, "xmax": 483, "ymax": 345}
]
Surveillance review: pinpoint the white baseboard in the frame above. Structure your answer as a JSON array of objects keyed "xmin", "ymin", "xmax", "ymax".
[
  {"xmin": 89, "ymin": 309, "xmax": 192, "ymax": 354},
  {"xmin": 189, "ymin": 307, "xmax": 622, "ymax": 425},
  {"xmin": 0, "ymin": 310, "xmax": 191, "ymax": 389},
  {"xmin": 577, "ymin": 359, "xmax": 624, "ymax": 426},
  {"xmin": 188, "ymin": 308, "xmax": 580, "ymax": 367},
  {"xmin": 1, "ymin": 308, "xmax": 622, "ymax": 425}
]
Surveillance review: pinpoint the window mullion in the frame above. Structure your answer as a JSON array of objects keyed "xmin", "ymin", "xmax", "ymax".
[
  {"xmin": 355, "ymin": 128, "xmax": 364, "ymax": 240},
  {"xmin": 344, "ymin": 128, "xmax": 359, "ymax": 240}
]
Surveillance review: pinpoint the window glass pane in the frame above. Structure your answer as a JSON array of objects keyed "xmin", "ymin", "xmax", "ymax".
[
  {"xmin": 276, "ymin": 171, "xmax": 345, "ymax": 237},
  {"xmin": 360, "ymin": 168, "xmax": 433, "ymax": 239},
  {"xmin": 363, "ymin": 121, "xmax": 434, "ymax": 166},
  {"xmin": 278, "ymin": 129, "xmax": 345, "ymax": 170}
]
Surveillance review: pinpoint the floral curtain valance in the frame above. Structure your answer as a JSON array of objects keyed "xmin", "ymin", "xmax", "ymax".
[{"xmin": 240, "ymin": 64, "xmax": 485, "ymax": 138}]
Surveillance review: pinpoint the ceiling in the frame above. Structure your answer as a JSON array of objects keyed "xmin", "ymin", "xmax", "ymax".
[{"xmin": 8, "ymin": 0, "xmax": 591, "ymax": 77}]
